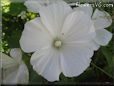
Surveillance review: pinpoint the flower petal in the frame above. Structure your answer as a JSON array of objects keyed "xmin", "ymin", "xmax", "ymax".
[
  {"xmin": 10, "ymin": 48, "xmax": 22, "ymax": 63},
  {"xmin": 88, "ymin": 40, "xmax": 100, "ymax": 51},
  {"xmin": 74, "ymin": 3, "xmax": 93, "ymax": 17},
  {"xmin": 92, "ymin": 9, "xmax": 112, "ymax": 30},
  {"xmin": 94, "ymin": 29, "xmax": 112, "ymax": 46},
  {"xmin": 39, "ymin": 1, "xmax": 72, "ymax": 36},
  {"xmin": 3, "ymin": 62, "xmax": 29, "ymax": 84},
  {"xmin": 20, "ymin": 17, "xmax": 51, "ymax": 53},
  {"xmin": 3, "ymin": 67, "xmax": 18, "ymax": 84},
  {"xmin": 31, "ymin": 47, "xmax": 61, "ymax": 81},
  {"xmin": 16, "ymin": 62, "xmax": 29, "ymax": 84},
  {"xmin": 24, "ymin": 0, "xmax": 43, "ymax": 13},
  {"xmin": 60, "ymin": 43, "xmax": 93, "ymax": 77},
  {"xmin": 24, "ymin": 0, "xmax": 63, "ymax": 13},
  {"xmin": 1, "ymin": 53, "xmax": 17, "ymax": 69},
  {"xmin": 62, "ymin": 11, "xmax": 95, "ymax": 43}
]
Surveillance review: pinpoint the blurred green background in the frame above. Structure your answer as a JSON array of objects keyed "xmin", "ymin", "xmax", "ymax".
[{"xmin": 1, "ymin": 0, "xmax": 114, "ymax": 85}]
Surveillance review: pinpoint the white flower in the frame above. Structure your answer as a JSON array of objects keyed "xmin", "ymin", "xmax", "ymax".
[
  {"xmin": 0, "ymin": 48, "xmax": 29, "ymax": 84},
  {"xmin": 20, "ymin": 1, "xmax": 97, "ymax": 81},
  {"xmin": 24, "ymin": 0, "xmax": 63, "ymax": 13},
  {"xmin": 74, "ymin": 3, "xmax": 112, "ymax": 50}
]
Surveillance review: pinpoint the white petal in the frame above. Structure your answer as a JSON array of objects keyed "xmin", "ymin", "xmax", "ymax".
[
  {"xmin": 10, "ymin": 48, "xmax": 22, "ymax": 63},
  {"xmin": 62, "ymin": 11, "xmax": 95, "ymax": 43},
  {"xmin": 3, "ymin": 62, "xmax": 29, "ymax": 84},
  {"xmin": 20, "ymin": 17, "xmax": 51, "ymax": 53},
  {"xmin": 0, "ymin": 53, "xmax": 17, "ymax": 69},
  {"xmin": 60, "ymin": 43, "xmax": 93, "ymax": 77},
  {"xmin": 92, "ymin": 9, "xmax": 112, "ymax": 30},
  {"xmin": 24, "ymin": 0, "xmax": 42, "ymax": 13},
  {"xmin": 74, "ymin": 3, "xmax": 93, "ymax": 17},
  {"xmin": 24, "ymin": 0, "xmax": 63, "ymax": 13},
  {"xmin": 94, "ymin": 29, "xmax": 112, "ymax": 46},
  {"xmin": 16, "ymin": 62, "xmax": 29, "ymax": 84},
  {"xmin": 31, "ymin": 47, "xmax": 61, "ymax": 81},
  {"xmin": 39, "ymin": 1, "xmax": 72, "ymax": 36},
  {"xmin": 3, "ymin": 68, "xmax": 18, "ymax": 84},
  {"xmin": 88, "ymin": 40, "xmax": 100, "ymax": 51}
]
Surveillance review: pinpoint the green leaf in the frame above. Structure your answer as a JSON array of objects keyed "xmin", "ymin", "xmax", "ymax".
[
  {"xmin": 104, "ymin": 64, "xmax": 113, "ymax": 77},
  {"xmin": 101, "ymin": 45, "xmax": 113, "ymax": 77},
  {"xmin": 91, "ymin": 62, "xmax": 113, "ymax": 79},
  {"xmin": 74, "ymin": 68, "xmax": 96, "ymax": 82},
  {"xmin": 8, "ymin": 3, "xmax": 26, "ymax": 16},
  {"xmin": 7, "ymin": 30, "xmax": 21, "ymax": 48},
  {"xmin": 58, "ymin": 74, "xmax": 76, "ymax": 84},
  {"xmin": 29, "ymin": 68, "xmax": 48, "ymax": 84},
  {"xmin": 101, "ymin": 47, "xmax": 113, "ymax": 66}
]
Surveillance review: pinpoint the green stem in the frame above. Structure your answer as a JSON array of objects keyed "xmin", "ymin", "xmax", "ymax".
[{"xmin": 91, "ymin": 62, "xmax": 113, "ymax": 79}]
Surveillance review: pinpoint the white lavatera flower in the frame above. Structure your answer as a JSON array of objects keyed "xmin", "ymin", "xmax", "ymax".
[
  {"xmin": 74, "ymin": 3, "xmax": 112, "ymax": 49},
  {"xmin": 0, "ymin": 48, "xmax": 29, "ymax": 84},
  {"xmin": 20, "ymin": 1, "xmax": 98, "ymax": 82},
  {"xmin": 24, "ymin": 0, "xmax": 63, "ymax": 13}
]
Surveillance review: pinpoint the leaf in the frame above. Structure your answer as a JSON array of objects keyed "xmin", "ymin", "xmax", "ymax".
[
  {"xmin": 74, "ymin": 68, "xmax": 96, "ymax": 82},
  {"xmin": 7, "ymin": 30, "xmax": 21, "ymax": 48},
  {"xmin": 101, "ymin": 46, "xmax": 113, "ymax": 77},
  {"xmin": 58, "ymin": 74, "xmax": 75, "ymax": 84},
  {"xmin": 101, "ymin": 47, "xmax": 113, "ymax": 66},
  {"xmin": 104, "ymin": 64, "xmax": 113, "ymax": 77},
  {"xmin": 91, "ymin": 62, "xmax": 113, "ymax": 79},
  {"xmin": 55, "ymin": 68, "xmax": 96, "ymax": 84},
  {"xmin": 29, "ymin": 68, "xmax": 48, "ymax": 84},
  {"xmin": 8, "ymin": 3, "xmax": 26, "ymax": 16}
]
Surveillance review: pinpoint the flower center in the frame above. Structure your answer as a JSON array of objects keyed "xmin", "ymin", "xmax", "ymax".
[{"xmin": 53, "ymin": 40, "xmax": 62, "ymax": 49}]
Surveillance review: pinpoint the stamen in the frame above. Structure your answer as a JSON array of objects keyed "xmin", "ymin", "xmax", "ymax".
[{"xmin": 54, "ymin": 40, "xmax": 62, "ymax": 48}]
